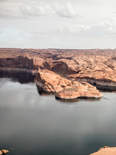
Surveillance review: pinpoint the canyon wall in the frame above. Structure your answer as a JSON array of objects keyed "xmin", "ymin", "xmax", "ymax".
[{"xmin": 1, "ymin": 48, "xmax": 116, "ymax": 100}]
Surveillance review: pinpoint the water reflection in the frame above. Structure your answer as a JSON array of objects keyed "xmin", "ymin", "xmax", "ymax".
[
  {"xmin": 0, "ymin": 78, "xmax": 116, "ymax": 155},
  {"xmin": 0, "ymin": 70, "xmax": 35, "ymax": 84}
]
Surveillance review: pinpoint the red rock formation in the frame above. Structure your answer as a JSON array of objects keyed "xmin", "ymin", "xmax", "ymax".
[
  {"xmin": 36, "ymin": 69, "xmax": 76, "ymax": 93},
  {"xmin": 35, "ymin": 69, "xmax": 102, "ymax": 100},
  {"xmin": 35, "ymin": 69, "xmax": 101, "ymax": 98},
  {"xmin": 1, "ymin": 48, "xmax": 116, "ymax": 100}
]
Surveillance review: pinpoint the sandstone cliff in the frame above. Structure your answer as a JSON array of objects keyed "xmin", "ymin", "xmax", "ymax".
[{"xmin": 1, "ymin": 48, "xmax": 116, "ymax": 100}]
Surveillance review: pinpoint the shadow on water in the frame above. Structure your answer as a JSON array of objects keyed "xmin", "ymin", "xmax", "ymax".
[{"xmin": 0, "ymin": 70, "xmax": 35, "ymax": 84}]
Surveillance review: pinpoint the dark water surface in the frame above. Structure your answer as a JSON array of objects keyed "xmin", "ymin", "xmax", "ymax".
[{"xmin": 0, "ymin": 78, "xmax": 116, "ymax": 155}]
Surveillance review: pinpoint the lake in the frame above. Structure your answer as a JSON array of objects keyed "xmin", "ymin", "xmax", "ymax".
[{"xmin": 0, "ymin": 78, "xmax": 116, "ymax": 155}]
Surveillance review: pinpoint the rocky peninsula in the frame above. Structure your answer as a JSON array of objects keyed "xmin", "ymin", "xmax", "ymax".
[{"xmin": 1, "ymin": 48, "xmax": 116, "ymax": 101}]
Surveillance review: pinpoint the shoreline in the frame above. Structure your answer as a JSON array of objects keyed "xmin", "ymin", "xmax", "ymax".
[{"xmin": 1, "ymin": 48, "xmax": 116, "ymax": 101}]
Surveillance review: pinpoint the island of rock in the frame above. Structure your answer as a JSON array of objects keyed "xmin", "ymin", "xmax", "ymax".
[{"xmin": 1, "ymin": 48, "xmax": 116, "ymax": 101}]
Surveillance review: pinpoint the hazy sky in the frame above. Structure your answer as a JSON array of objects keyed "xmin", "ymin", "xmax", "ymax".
[{"xmin": 0, "ymin": 0, "xmax": 116, "ymax": 49}]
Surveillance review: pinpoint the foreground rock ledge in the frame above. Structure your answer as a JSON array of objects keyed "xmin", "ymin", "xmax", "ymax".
[{"xmin": 90, "ymin": 146, "xmax": 116, "ymax": 155}]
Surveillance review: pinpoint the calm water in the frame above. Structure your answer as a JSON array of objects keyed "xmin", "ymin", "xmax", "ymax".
[{"xmin": 0, "ymin": 78, "xmax": 116, "ymax": 155}]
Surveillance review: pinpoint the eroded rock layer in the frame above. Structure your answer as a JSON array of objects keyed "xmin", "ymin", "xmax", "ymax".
[{"xmin": 1, "ymin": 48, "xmax": 116, "ymax": 100}]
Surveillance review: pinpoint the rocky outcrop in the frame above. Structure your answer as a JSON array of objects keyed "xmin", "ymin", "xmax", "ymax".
[
  {"xmin": 36, "ymin": 69, "xmax": 77, "ymax": 94},
  {"xmin": 35, "ymin": 69, "xmax": 102, "ymax": 99},
  {"xmin": 0, "ymin": 149, "xmax": 9, "ymax": 155},
  {"xmin": 1, "ymin": 48, "xmax": 116, "ymax": 101},
  {"xmin": 90, "ymin": 146, "xmax": 116, "ymax": 155}
]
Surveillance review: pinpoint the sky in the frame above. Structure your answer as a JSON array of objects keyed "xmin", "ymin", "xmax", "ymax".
[{"xmin": 0, "ymin": 0, "xmax": 116, "ymax": 49}]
